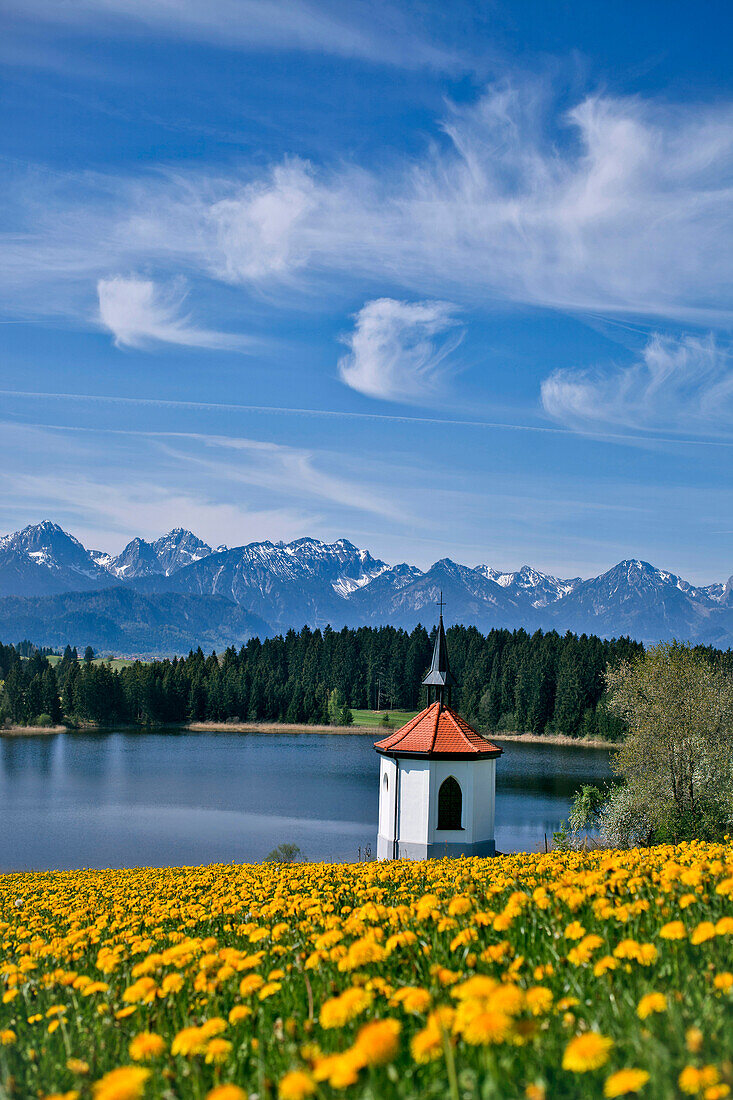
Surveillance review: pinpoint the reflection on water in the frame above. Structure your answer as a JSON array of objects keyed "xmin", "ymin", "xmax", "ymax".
[{"xmin": 0, "ymin": 731, "xmax": 612, "ymax": 871}]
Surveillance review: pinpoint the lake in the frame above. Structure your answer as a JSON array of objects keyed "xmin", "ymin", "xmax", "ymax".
[{"xmin": 0, "ymin": 731, "xmax": 612, "ymax": 871}]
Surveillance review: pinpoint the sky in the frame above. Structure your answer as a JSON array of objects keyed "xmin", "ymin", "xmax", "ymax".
[{"xmin": 1, "ymin": 0, "xmax": 732, "ymax": 583}]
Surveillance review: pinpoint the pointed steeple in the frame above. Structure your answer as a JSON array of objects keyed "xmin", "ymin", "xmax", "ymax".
[{"xmin": 422, "ymin": 592, "xmax": 456, "ymax": 705}]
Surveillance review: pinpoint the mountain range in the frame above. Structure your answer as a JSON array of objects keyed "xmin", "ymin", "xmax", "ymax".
[{"xmin": 0, "ymin": 521, "xmax": 731, "ymax": 654}]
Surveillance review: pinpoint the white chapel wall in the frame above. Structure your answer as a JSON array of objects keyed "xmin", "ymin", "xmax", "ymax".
[{"xmin": 396, "ymin": 760, "xmax": 430, "ymax": 846}]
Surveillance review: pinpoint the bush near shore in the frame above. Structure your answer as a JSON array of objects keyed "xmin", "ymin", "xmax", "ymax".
[{"xmin": 1, "ymin": 844, "xmax": 732, "ymax": 1100}]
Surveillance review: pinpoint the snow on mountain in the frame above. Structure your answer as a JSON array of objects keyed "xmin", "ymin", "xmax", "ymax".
[
  {"xmin": 89, "ymin": 550, "xmax": 114, "ymax": 570},
  {"xmin": 0, "ymin": 521, "xmax": 731, "ymax": 646},
  {"xmin": 163, "ymin": 536, "xmax": 391, "ymax": 629},
  {"xmin": 104, "ymin": 529, "xmax": 214, "ymax": 579},
  {"xmin": 474, "ymin": 564, "xmax": 581, "ymax": 608},
  {"xmin": 545, "ymin": 559, "xmax": 732, "ymax": 646},
  {"xmin": 0, "ymin": 522, "xmax": 111, "ymax": 596},
  {"xmin": 152, "ymin": 529, "xmax": 213, "ymax": 575}
]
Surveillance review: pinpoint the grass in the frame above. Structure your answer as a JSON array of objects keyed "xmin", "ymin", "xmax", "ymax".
[
  {"xmin": 1, "ymin": 843, "xmax": 732, "ymax": 1099},
  {"xmin": 350, "ymin": 708, "xmax": 418, "ymax": 730},
  {"xmin": 45, "ymin": 654, "xmax": 141, "ymax": 671}
]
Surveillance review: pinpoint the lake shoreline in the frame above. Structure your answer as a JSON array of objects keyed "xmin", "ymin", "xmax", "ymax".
[{"xmin": 2, "ymin": 720, "xmax": 615, "ymax": 749}]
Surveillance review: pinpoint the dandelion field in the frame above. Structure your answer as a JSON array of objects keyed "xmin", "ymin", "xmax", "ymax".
[{"xmin": 1, "ymin": 845, "xmax": 732, "ymax": 1100}]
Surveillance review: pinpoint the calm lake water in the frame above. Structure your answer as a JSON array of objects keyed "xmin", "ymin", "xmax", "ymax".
[{"xmin": 0, "ymin": 731, "xmax": 612, "ymax": 871}]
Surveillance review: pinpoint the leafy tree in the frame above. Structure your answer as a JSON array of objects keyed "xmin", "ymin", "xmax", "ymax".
[
  {"xmin": 605, "ymin": 641, "xmax": 733, "ymax": 843},
  {"xmin": 265, "ymin": 843, "xmax": 303, "ymax": 863}
]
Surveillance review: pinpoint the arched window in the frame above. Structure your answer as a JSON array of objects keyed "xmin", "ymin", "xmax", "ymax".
[
  {"xmin": 383, "ymin": 773, "xmax": 389, "ymax": 792},
  {"xmin": 437, "ymin": 776, "xmax": 463, "ymax": 831}
]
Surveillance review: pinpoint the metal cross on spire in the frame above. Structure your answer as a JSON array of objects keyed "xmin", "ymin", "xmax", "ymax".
[{"xmin": 437, "ymin": 590, "xmax": 445, "ymax": 618}]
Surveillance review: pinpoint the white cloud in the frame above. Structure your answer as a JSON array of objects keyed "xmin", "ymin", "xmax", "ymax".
[
  {"xmin": 4, "ymin": 81, "xmax": 733, "ymax": 327},
  {"xmin": 0, "ymin": 419, "xmax": 407, "ymax": 554},
  {"xmin": 159, "ymin": 433, "xmax": 407, "ymax": 521},
  {"xmin": 337, "ymin": 298, "xmax": 461, "ymax": 402},
  {"xmin": 97, "ymin": 275, "xmax": 240, "ymax": 350},
  {"xmin": 207, "ymin": 162, "xmax": 318, "ymax": 282},
  {"xmin": 5, "ymin": 0, "xmax": 457, "ymax": 70},
  {"xmin": 7, "ymin": 473, "xmax": 308, "ymax": 553},
  {"xmin": 541, "ymin": 333, "xmax": 733, "ymax": 435}
]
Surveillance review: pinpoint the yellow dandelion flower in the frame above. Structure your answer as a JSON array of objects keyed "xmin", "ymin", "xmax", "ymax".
[
  {"xmin": 434, "ymin": 966, "xmax": 461, "ymax": 985},
  {"xmin": 390, "ymin": 986, "xmax": 431, "ymax": 1013},
  {"xmin": 686, "ymin": 1027, "xmax": 704, "ymax": 1053},
  {"xmin": 526, "ymin": 986, "xmax": 553, "ymax": 1015},
  {"xmin": 319, "ymin": 987, "xmax": 372, "ymax": 1029},
  {"xmin": 460, "ymin": 1009, "xmax": 512, "ymax": 1045},
  {"xmin": 604, "ymin": 1068, "xmax": 650, "ymax": 1097},
  {"xmin": 228, "ymin": 1005, "xmax": 252, "ymax": 1024},
  {"xmin": 160, "ymin": 973, "xmax": 184, "ymax": 995},
  {"xmin": 206, "ymin": 1088, "xmax": 248, "ymax": 1100},
  {"xmin": 259, "ymin": 981, "xmax": 282, "ymax": 1000},
  {"xmin": 564, "ymin": 921, "xmax": 586, "ymax": 940},
  {"xmin": 239, "ymin": 974, "xmax": 265, "ymax": 996},
  {"xmin": 205, "ymin": 1038, "xmax": 232, "ymax": 1065},
  {"xmin": 679, "ymin": 1065, "xmax": 719, "ymax": 1094},
  {"xmin": 353, "ymin": 1018, "xmax": 401, "ymax": 1066},
  {"xmin": 660, "ymin": 920, "xmax": 686, "ymax": 939},
  {"xmin": 200, "ymin": 1018, "xmax": 227, "ymax": 1038},
  {"xmin": 691, "ymin": 922, "xmax": 717, "ymax": 945},
  {"xmin": 410, "ymin": 1025, "xmax": 443, "ymax": 1064},
  {"xmin": 637, "ymin": 993, "xmax": 667, "ymax": 1019},
  {"xmin": 452, "ymin": 975, "xmax": 498, "ymax": 1000},
  {"xmin": 128, "ymin": 1032, "xmax": 166, "ymax": 1062},
  {"xmin": 66, "ymin": 1059, "xmax": 90, "ymax": 1075},
  {"xmin": 92, "ymin": 1066, "xmax": 150, "ymax": 1100},
  {"xmin": 562, "ymin": 1032, "xmax": 614, "ymax": 1073},
  {"xmin": 278, "ymin": 1071, "xmax": 316, "ymax": 1100},
  {"xmin": 171, "ymin": 1026, "xmax": 208, "ymax": 1057},
  {"xmin": 713, "ymin": 972, "xmax": 733, "ymax": 992},
  {"xmin": 313, "ymin": 1050, "xmax": 363, "ymax": 1088}
]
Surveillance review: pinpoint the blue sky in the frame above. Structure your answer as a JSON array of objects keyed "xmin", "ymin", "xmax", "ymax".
[{"xmin": 1, "ymin": 0, "xmax": 732, "ymax": 582}]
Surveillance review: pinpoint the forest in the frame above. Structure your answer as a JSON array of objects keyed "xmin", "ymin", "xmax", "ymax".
[{"xmin": 0, "ymin": 624, "xmax": 675, "ymax": 739}]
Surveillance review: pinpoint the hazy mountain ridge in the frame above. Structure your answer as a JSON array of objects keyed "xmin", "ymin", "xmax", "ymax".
[
  {"xmin": 0, "ymin": 522, "xmax": 731, "ymax": 651},
  {"xmin": 0, "ymin": 588, "xmax": 270, "ymax": 656}
]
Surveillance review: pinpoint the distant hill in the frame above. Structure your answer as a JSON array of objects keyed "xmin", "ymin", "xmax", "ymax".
[
  {"xmin": 0, "ymin": 587, "xmax": 270, "ymax": 656},
  {"xmin": 0, "ymin": 521, "xmax": 731, "ymax": 650}
]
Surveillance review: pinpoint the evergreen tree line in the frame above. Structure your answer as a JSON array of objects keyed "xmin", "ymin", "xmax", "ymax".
[{"xmin": 0, "ymin": 626, "xmax": 669, "ymax": 738}]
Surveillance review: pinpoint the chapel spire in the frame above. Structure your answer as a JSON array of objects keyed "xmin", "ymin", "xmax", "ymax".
[{"xmin": 421, "ymin": 591, "xmax": 456, "ymax": 706}]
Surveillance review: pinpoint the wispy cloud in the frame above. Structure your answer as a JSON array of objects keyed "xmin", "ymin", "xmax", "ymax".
[
  {"xmin": 5, "ymin": 83, "xmax": 733, "ymax": 327},
  {"xmin": 541, "ymin": 333, "xmax": 733, "ymax": 436},
  {"xmin": 5, "ymin": 0, "xmax": 459, "ymax": 71},
  {"xmin": 337, "ymin": 298, "xmax": 461, "ymax": 403},
  {"xmin": 0, "ymin": 419, "xmax": 407, "ymax": 553},
  {"xmin": 7, "ymin": 472, "xmax": 308, "ymax": 553},
  {"xmin": 97, "ymin": 275, "xmax": 242, "ymax": 350},
  {"xmin": 159, "ymin": 434, "xmax": 408, "ymax": 522},
  {"xmin": 207, "ymin": 162, "xmax": 318, "ymax": 283}
]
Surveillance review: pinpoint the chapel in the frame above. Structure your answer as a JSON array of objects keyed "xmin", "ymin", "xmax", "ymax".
[{"xmin": 374, "ymin": 601, "xmax": 502, "ymax": 859}]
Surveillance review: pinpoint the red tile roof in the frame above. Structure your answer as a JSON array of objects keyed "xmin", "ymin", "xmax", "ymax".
[{"xmin": 374, "ymin": 701, "xmax": 502, "ymax": 758}]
